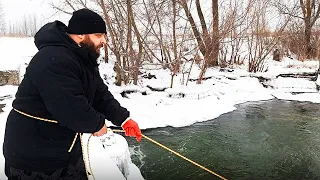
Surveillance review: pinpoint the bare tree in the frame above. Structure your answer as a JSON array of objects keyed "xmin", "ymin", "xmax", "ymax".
[
  {"xmin": 48, "ymin": 0, "xmax": 193, "ymax": 87},
  {"xmin": 6, "ymin": 22, "xmax": 19, "ymax": 37},
  {"xmin": 97, "ymin": 0, "xmax": 129, "ymax": 85},
  {"xmin": 17, "ymin": 14, "xmax": 41, "ymax": 37},
  {"xmin": 219, "ymin": 3, "xmax": 241, "ymax": 66},
  {"xmin": 22, "ymin": 15, "xmax": 29, "ymax": 36},
  {"xmin": 30, "ymin": 14, "xmax": 39, "ymax": 36},
  {"xmin": 127, "ymin": 0, "xmax": 143, "ymax": 85},
  {"xmin": 275, "ymin": 0, "xmax": 320, "ymax": 59},
  {"xmin": 138, "ymin": 0, "xmax": 170, "ymax": 66},
  {"xmin": 0, "ymin": 1, "xmax": 6, "ymax": 35},
  {"xmin": 246, "ymin": 0, "xmax": 290, "ymax": 72},
  {"xmin": 178, "ymin": 0, "xmax": 220, "ymax": 84},
  {"xmin": 196, "ymin": 0, "xmax": 219, "ymax": 84},
  {"xmin": 96, "ymin": 0, "xmax": 145, "ymax": 85},
  {"xmin": 137, "ymin": 0, "xmax": 197, "ymax": 87},
  {"xmin": 170, "ymin": 0, "xmax": 178, "ymax": 88}
]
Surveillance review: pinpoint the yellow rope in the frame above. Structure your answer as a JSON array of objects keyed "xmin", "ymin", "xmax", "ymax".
[
  {"xmin": 68, "ymin": 133, "xmax": 78, "ymax": 152},
  {"xmin": 112, "ymin": 129, "xmax": 228, "ymax": 180},
  {"xmin": 13, "ymin": 108, "xmax": 90, "ymax": 180},
  {"xmin": 80, "ymin": 133, "xmax": 91, "ymax": 180},
  {"xmin": 13, "ymin": 108, "xmax": 58, "ymax": 123},
  {"xmin": 13, "ymin": 108, "xmax": 227, "ymax": 180},
  {"xmin": 14, "ymin": 108, "xmax": 78, "ymax": 152},
  {"xmin": 87, "ymin": 134, "xmax": 95, "ymax": 180}
]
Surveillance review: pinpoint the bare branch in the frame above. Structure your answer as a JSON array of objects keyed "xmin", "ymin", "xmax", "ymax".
[
  {"xmin": 281, "ymin": 11, "xmax": 305, "ymax": 20},
  {"xmin": 311, "ymin": 1, "xmax": 320, "ymax": 25},
  {"xmin": 49, "ymin": 3, "xmax": 73, "ymax": 15},
  {"xmin": 76, "ymin": 0, "xmax": 88, "ymax": 8},
  {"xmin": 195, "ymin": 0, "xmax": 210, "ymax": 40},
  {"xmin": 300, "ymin": 0, "xmax": 307, "ymax": 18},
  {"xmin": 65, "ymin": 0, "xmax": 77, "ymax": 11},
  {"xmin": 178, "ymin": 0, "xmax": 206, "ymax": 55}
]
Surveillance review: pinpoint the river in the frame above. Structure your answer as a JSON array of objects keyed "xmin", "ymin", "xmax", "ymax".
[{"xmin": 127, "ymin": 99, "xmax": 320, "ymax": 180}]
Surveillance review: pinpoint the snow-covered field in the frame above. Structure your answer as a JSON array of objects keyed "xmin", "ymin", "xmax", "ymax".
[{"xmin": 1, "ymin": 37, "xmax": 320, "ymax": 179}]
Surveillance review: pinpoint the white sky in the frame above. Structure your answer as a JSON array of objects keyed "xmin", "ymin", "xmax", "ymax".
[
  {"xmin": 1, "ymin": 0, "xmax": 70, "ymax": 26},
  {"xmin": 1, "ymin": 0, "xmax": 282, "ymax": 34}
]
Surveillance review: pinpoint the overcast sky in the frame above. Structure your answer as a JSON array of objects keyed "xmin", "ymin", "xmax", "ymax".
[
  {"xmin": 2, "ymin": 0, "xmax": 70, "ymax": 26},
  {"xmin": 1, "ymin": 0, "xmax": 283, "ymax": 33}
]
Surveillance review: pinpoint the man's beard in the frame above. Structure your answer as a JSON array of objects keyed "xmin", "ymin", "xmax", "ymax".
[{"xmin": 80, "ymin": 36, "xmax": 102, "ymax": 66}]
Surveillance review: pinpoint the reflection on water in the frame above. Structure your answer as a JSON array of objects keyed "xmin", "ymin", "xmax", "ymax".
[{"xmin": 127, "ymin": 100, "xmax": 320, "ymax": 180}]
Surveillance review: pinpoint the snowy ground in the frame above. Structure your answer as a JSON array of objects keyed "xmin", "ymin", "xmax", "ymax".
[{"xmin": 1, "ymin": 37, "xmax": 320, "ymax": 179}]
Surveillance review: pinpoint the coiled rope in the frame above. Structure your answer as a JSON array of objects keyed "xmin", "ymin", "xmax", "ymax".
[{"xmin": 13, "ymin": 108, "xmax": 227, "ymax": 180}]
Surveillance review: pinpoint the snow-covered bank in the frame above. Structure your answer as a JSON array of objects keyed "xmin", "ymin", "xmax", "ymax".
[
  {"xmin": 1, "ymin": 52, "xmax": 320, "ymax": 131},
  {"xmin": 97, "ymin": 57, "xmax": 320, "ymax": 129}
]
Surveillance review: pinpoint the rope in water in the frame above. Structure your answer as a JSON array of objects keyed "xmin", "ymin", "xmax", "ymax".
[
  {"xmin": 112, "ymin": 129, "xmax": 227, "ymax": 180},
  {"xmin": 13, "ymin": 108, "xmax": 227, "ymax": 180}
]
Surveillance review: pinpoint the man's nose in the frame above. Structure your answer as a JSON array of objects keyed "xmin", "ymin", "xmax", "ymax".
[{"xmin": 101, "ymin": 36, "xmax": 107, "ymax": 44}]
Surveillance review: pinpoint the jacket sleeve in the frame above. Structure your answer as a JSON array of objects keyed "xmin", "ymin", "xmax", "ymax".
[
  {"xmin": 93, "ymin": 76, "xmax": 130, "ymax": 126},
  {"xmin": 28, "ymin": 55, "xmax": 105, "ymax": 133}
]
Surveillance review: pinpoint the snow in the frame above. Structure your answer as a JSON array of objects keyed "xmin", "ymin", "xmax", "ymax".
[
  {"xmin": 82, "ymin": 132, "xmax": 144, "ymax": 180},
  {"xmin": 1, "ymin": 37, "xmax": 320, "ymax": 179},
  {"xmin": 0, "ymin": 37, "xmax": 37, "ymax": 71},
  {"xmin": 269, "ymin": 77, "xmax": 317, "ymax": 92}
]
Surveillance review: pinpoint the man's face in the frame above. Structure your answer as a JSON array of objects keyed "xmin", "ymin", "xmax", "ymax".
[{"xmin": 80, "ymin": 33, "xmax": 107, "ymax": 61}]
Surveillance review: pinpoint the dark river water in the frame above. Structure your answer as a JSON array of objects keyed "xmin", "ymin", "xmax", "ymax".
[{"xmin": 126, "ymin": 99, "xmax": 320, "ymax": 180}]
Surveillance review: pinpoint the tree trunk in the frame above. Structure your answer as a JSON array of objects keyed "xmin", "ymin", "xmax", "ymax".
[
  {"xmin": 104, "ymin": 44, "xmax": 108, "ymax": 63},
  {"xmin": 305, "ymin": 19, "xmax": 312, "ymax": 59},
  {"xmin": 99, "ymin": 0, "xmax": 129, "ymax": 85},
  {"xmin": 128, "ymin": 0, "xmax": 143, "ymax": 85},
  {"xmin": 171, "ymin": 0, "xmax": 178, "ymax": 88},
  {"xmin": 301, "ymin": 0, "xmax": 312, "ymax": 59},
  {"xmin": 113, "ymin": 61, "xmax": 122, "ymax": 86},
  {"xmin": 196, "ymin": 0, "xmax": 215, "ymax": 69},
  {"xmin": 127, "ymin": 0, "xmax": 134, "ymax": 82},
  {"xmin": 196, "ymin": 63, "xmax": 207, "ymax": 84},
  {"xmin": 179, "ymin": 0, "xmax": 206, "ymax": 55},
  {"xmin": 209, "ymin": 0, "xmax": 219, "ymax": 67}
]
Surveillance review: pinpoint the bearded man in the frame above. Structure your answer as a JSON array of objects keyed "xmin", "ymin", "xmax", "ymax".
[{"xmin": 3, "ymin": 8, "xmax": 141, "ymax": 180}]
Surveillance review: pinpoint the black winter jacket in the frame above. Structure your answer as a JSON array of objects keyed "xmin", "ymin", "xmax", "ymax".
[{"xmin": 3, "ymin": 21, "xmax": 129, "ymax": 172}]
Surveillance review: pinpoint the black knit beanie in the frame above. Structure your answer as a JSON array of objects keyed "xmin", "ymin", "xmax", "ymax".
[{"xmin": 67, "ymin": 8, "xmax": 106, "ymax": 34}]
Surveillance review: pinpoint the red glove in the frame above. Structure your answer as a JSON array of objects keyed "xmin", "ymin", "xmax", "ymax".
[{"xmin": 121, "ymin": 119, "xmax": 142, "ymax": 142}]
